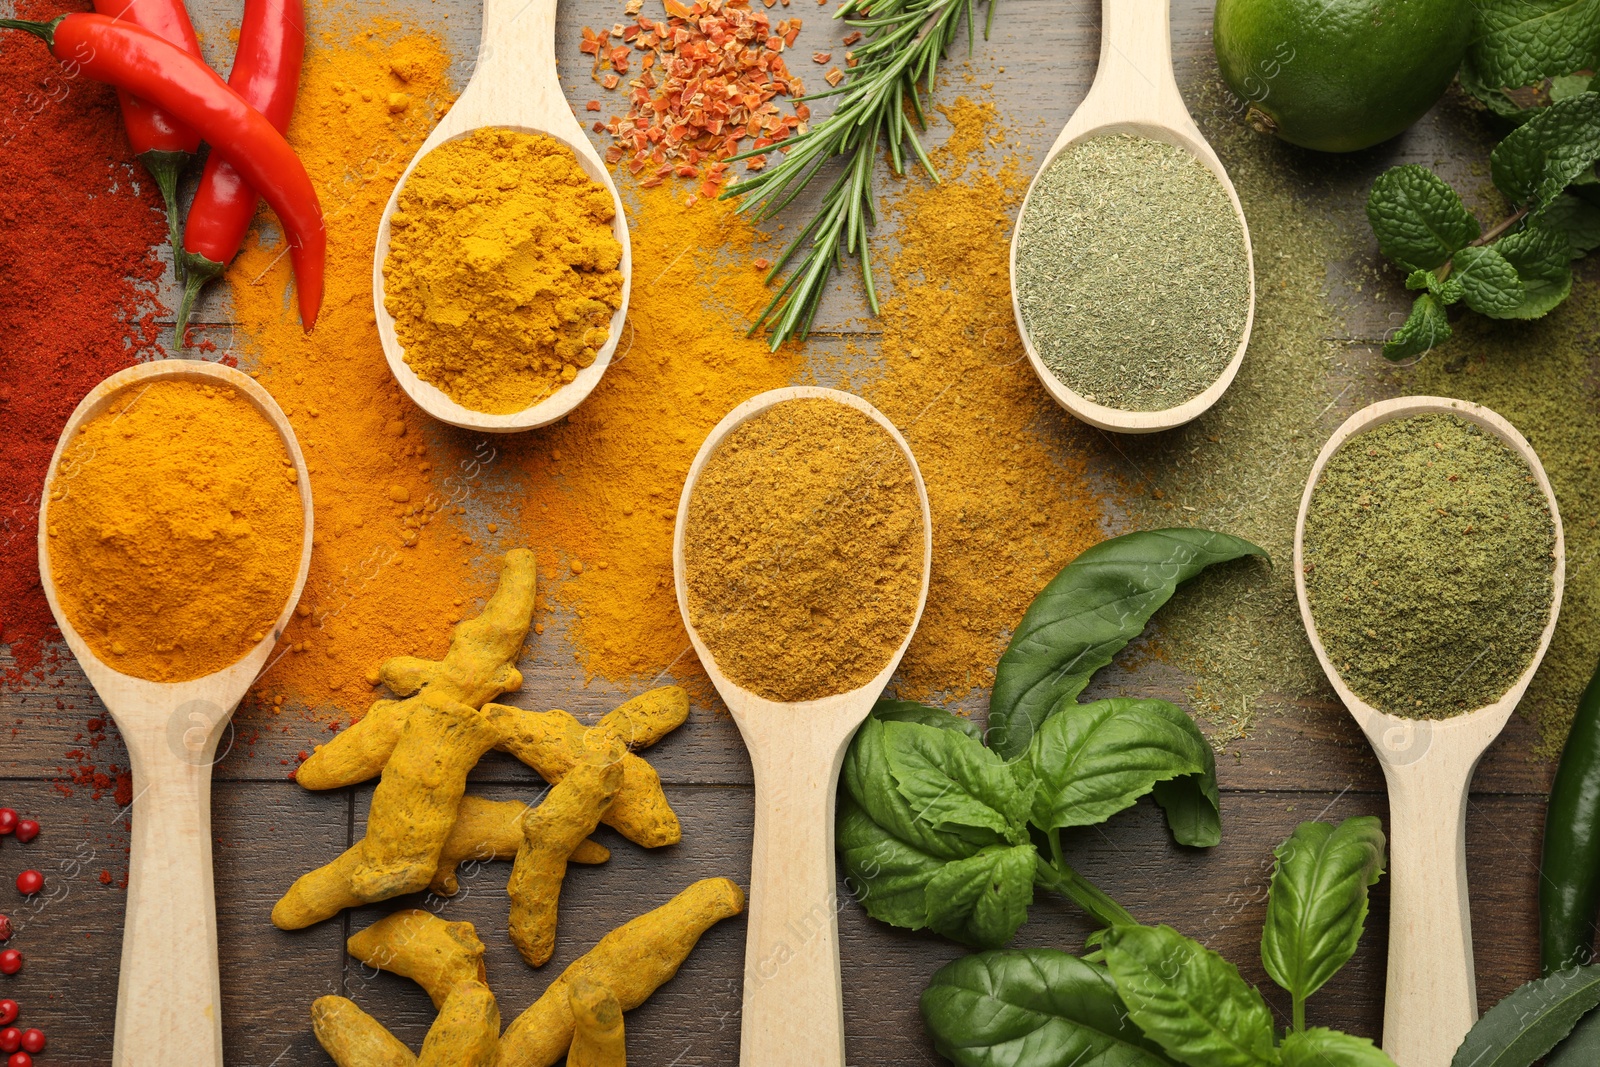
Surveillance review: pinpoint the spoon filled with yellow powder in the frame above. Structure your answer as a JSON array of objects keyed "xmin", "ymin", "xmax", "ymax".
[
  {"xmin": 674, "ymin": 389, "xmax": 931, "ymax": 1067},
  {"xmin": 38, "ymin": 361, "xmax": 311, "ymax": 1066},
  {"xmin": 373, "ymin": 0, "xmax": 631, "ymax": 431}
]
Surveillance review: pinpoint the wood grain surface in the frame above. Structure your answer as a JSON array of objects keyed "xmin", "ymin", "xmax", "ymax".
[{"xmin": 0, "ymin": 0, "xmax": 1568, "ymax": 1062}]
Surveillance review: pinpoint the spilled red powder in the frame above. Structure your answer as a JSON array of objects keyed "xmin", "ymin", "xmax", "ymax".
[{"xmin": 0, "ymin": 0, "xmax": 169, "ymax": 688}]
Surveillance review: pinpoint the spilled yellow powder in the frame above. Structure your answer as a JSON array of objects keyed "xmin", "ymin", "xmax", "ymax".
[
  {"xmin": 865, "ymin": 98, "xmax": 1108, "ymax": 700},
  {"xmin": 384, "ymin": 128, "xmax": 625, "ymax": 414},
  {"xmin": 47, "ymin": 380, "xmax": 303, "ymax": 683},
  {"xmin": 228, "ymin": 14, "xmax": 801, "ymax": 713}
]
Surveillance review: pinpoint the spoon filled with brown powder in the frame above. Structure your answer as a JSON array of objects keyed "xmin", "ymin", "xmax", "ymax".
[{"xmin": 674, "ymin": 388, "xmax": 930, "ymax": 1067}]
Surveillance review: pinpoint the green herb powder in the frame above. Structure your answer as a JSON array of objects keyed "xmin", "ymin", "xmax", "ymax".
[
  {"xmin": 1014, "ymin": 134, "xmax": 1250, "ymax": 412},
  {"xmin": 1301, "ymin": 412, "xmax": 1556, "ymax": 719}
]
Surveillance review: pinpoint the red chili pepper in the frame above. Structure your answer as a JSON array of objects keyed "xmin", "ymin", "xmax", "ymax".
[
  {"xmin": 91, "ymin": 0, "xmax": 203, "ymax": 270},
  {"xmin": 0, "ymin": 13, "xmax": 325, "ymax": 329},
  {"xmin": 174, "ymin": 0, "xmax": 305, "ymax": 342}
]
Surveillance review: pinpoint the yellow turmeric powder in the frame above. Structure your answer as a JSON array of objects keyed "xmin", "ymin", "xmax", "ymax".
[
  {"xmin": 383, "ymin": 128, "xmax": 624, "ymax": 415},
  {"xmin": 45, "ymin": 379, "xmax": 303, "ymax": 683},
  {"xmin": 230, "ymin": 18, "xmax": 801, "ymax": 713},
  {"xmin": 496, "ymin": 877, "xmax": 746, "ymax": 1067}
]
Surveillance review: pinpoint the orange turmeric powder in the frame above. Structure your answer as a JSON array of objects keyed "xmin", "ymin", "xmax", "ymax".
[{"xmin": 46, "ymin": 380, "xmax": 303, "ymax": 683}]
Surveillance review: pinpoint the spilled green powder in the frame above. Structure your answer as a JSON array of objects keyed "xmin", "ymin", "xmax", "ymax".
[
  {"xmin": 1014, "ymin": 134, "xmax": 1250, "ymax": 412},
  {"xmin": 1302, "ymin": 412, "xmax": 1556, "ymax": 720}
]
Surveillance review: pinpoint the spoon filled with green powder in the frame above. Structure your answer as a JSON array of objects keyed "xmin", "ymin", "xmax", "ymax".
[
  {"xmin": 1294, "ymin": 398, "xmax": 1563, "ymax": 1067},
  {"xmin": 1009, "ymin": 0, "xmax": 1254, "ymax": 432}
]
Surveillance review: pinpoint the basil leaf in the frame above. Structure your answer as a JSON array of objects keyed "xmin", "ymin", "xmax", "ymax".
[
  {"xmin": 1152, "ymin": 767, "xmax": 1222, "ymax": 849},
  {"xmin": 1367, "ymin": 166, "xmax": 1481, "ymax": 272},
  {"xmin": 1491, "ymin": 93, "xmax": 1600, "ymax": 210},
  {"xmin": 1540, "ymin": 192, "xmax": 1600, "ymax": 254},
  {"xmin": 1261, "ymin": 818, "xmax": 1386, "ymax": 1010},
  {"xmin": 1102, "ymin": 924, "xmax": 1278, "ymax": 1067},
  {"xmin": 922, "ymin": 948, "xmax": 1175, "ymax": 1067},
  {"xmin": 842, "ymin": 710, "xmax": 1006, "ymax": 862},
  {"xmin": 988, "ymin": 529, "xmax": 1268, "ymax": 760},
  {"xmin": 1547, "ymin": 1004, "xmax": 1600, "ymax": 1066},
  {"xmin": 1451, "ymin": 963, "xmax": 1600, "ymax": 1067},
  {"xmin": 1493, "ymin": 219, "xmax": 1577, "ymax": 318},
  {"xmin": 1383, "ymin": 293, "xmax": 1452, "ymax": 362},
  {"xmin": 925, "ymin": 844, "xmax": 1038, "ymax": 948},
  {"xmin": 1028, "ymin": 699, "xmax": 1216, "ymax": 838},
  {"xmin": 1467, "ymin": 0, "xmax": 1600, "ymax": 94},
  {"xmin": 836, "ymin": 794, "xmax": 954, "ymax": 929},
  {"xmin": 883, "ymin": 719, "xmax": 1034, "ymax": 846},
  {"xmin": 1279, "ymin": 1028, "xmax": 1395, "ymax": 1067},
  {"xmin": 873, "ymin": 697, "xmax": 985, "ymax": 740},
  {"xmin": 1453, "ymin": 246, "xmax": 1527, "ymax": 317}
]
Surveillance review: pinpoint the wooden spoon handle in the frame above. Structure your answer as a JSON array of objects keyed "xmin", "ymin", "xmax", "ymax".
[
  {"xmin": 114, "ymin": 726, "xmax": 225, "ymax": 1066},
  {"xmin": 1380, "ymin": 762, "xmax": 1477, "ymax": 1067},
  {"xmin": 739, "ymin": 740, "xmax": 849, "ymax": 1067},
  {"xmin": 1069, "ymin": 0, "xmax": 1192, "ymax": 139}
]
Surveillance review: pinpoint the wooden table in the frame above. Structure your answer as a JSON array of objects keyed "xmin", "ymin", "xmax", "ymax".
[{"xmin": 0, "ymin": 0, "xmax": 1562, "ymax": 1062}]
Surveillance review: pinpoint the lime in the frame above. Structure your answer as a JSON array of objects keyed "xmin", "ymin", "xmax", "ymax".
[{"xmin": 1213, "ymin": 0, "xmax": 1472, "ymax": 153}]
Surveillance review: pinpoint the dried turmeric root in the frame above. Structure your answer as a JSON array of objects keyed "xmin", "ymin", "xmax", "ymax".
[
  {"xmin": 273, "ymin": 844, "xmax": 364, "ymax": 930},
  {"xmin": 297, "ymin": 549, "xmax": 536, "ymax": 791},
  {"xmin": 311, "ymin": 996, "xmax": 418, "ymax": 1067},
  {"xmin": 349, "ymin": 694, "xmax": 503, "ymax": 901},
  {"xmin": 567, "ymin": 977, "xmax": 626, "ymax": 1067},
  {"xmin": 508, "ymin": 737, "xmax": 624, "ymax": 967},
  {"xmin": 433, "ymin": 795, "xmax": 610, "ymax": 897},
  {"xmin": 418, "ymin": 980, "xmax": 500, "ymax": 1067},
  {"xmin": 596, "ymin": 686, "xmax": 689, "ymax": 749},
  {"xmin": 346, "ymin": 910, "xmax": 488, "ymax": 1009},
  {"xmin": 495, "ymin": 877, "xmax": 746, "ymax": 1067},
  {"xmin": 489, "ymin": 694, "xmax": 683, "ymax": 848}
]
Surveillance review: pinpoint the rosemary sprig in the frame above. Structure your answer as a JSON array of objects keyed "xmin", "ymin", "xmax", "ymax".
[{"xmin": 721, "ymin": 0, "xmax": 997, "ymax": 349}]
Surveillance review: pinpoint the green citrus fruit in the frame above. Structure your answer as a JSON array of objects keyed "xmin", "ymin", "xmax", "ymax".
[{"xmin": 1213, "ymin": 0, "xmax": 1472, "ymax": 152}]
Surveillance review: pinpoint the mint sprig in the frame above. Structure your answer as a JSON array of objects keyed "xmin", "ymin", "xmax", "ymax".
[
  {"xmin": 1366, "ymin": 93, "xmax": 1600, "ymax": 361},
  {"xmin": 1461, "ymin": 0, "xmax": 1599, "ymax": 120}
]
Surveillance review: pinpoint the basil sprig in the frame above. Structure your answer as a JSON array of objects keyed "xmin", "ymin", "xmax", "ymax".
[
  {"xmin": 838, "ymin": 529, "xmax": 1265, "ymax": 950},
  {"xmin": 922, "ymin": 818, "xmax": 1394, "ymax": 1067}
]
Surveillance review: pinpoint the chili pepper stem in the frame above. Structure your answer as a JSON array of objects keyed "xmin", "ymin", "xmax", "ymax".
[
  {"xmin": 0, "ymin": 18, "xmax": 62, "ymax": 45},
  {"xmin": 173, "ymin": 251, "xmax": 225, "ymax": 346},
  {"xmin": 139, "ymin": 150, "xmax": 192, "ymax": 287}
]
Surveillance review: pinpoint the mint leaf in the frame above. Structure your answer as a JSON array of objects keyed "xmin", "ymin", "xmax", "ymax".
[
  {"xmin": 1491, "ymin": 92, "xmax": 1600, "ymax": 209},
  {"xmin": 1384, "ymin": 293, "xmax": 1452, "ymax": 361},
  {"xmin": 1367, "ymin": 166, "xmax": 1481, "ymax": 271},
  {"xmin": 1494, "ymin": 219, "xmax": 1577, "ymax": 317},
  {"xmin": 1279, "ymin": 1028, "xmax": 1395, "ymax": 1067},
  {"xmin": 924, "ymin": 844, "xmax": 1037, "ymax": 948},
  {"xmin": 1261, "ymin": 818, "xmax": 1386, "ymax": 1010},
  {"xmin": 1554, "ymin": 74, "xmax": 1597, "ymax": 102},
  {"xmin": 1541, "ymin": 192, "xmax": 1600, "ymax": 253},
  {"xmin": 1467, "ymin": 0, "xmax": 1600, "ymax": 91},
  {"xmin": 1103, "ymin": 924, "xmax": 1278, "ymax": 1067},
  {"xmin": 1454, "ymin": 245, "xmax": 1527, "ymax": 317},
  {"xmin": 1406, "ymin": 268, "xmax": 1464, "ymax": 305}
]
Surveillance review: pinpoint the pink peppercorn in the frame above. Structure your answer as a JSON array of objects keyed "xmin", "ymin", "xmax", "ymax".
[
  {"xmin": 18, "ymin": 1030, "xmax": 42, "ymax": 1054},
  {"xmin": 0, "ymin": 1004, "xmax": 16, "ymax": 1027},
  {"xmin": 13, "ymin": 873, "xmax": 40, "ymax": 898},
  {"xmin": 8, "ymin": 1052, "xmax": 31, "ymax": 1067},
  {"xmin": 14, "ymin": 822, "xmax": 38, "ymax": 845},
  {"xmin": 0, "ymin": 1028, "xmax": 19, "ymax": 1053},
  {"xmin": 0, "ymin": 951, "xmax": 22, "ymax": 976}
]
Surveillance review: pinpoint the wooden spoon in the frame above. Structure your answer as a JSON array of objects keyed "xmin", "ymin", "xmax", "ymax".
[
  {"xmin": 1293, "ymin": 396, "xmax": 1564, "ymax": 1067},
  {"xmin": 1009, "ymin": 0, "xmax": 1255, "ymax": 434},
  {"xmin": 672, "ymin": 387, "xmax": 932, "ymax": 1066},
  {"xmin": 37, "ymin": 361, "xmax": 313, "ymax": 1066},
  {"xmin": 373, "ymin": 0, "xmax": 632, "ymax": 433}
]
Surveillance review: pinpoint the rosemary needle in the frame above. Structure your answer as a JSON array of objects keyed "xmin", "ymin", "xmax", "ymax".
[{"xmin": 722, "ymin": 0, "xmax": 998, "ymax": 349}]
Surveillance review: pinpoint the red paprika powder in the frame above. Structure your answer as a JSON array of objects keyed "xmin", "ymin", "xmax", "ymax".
[{"xmin": 0, "ymin": 0, "xmax": 168, "ymax": 687}]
